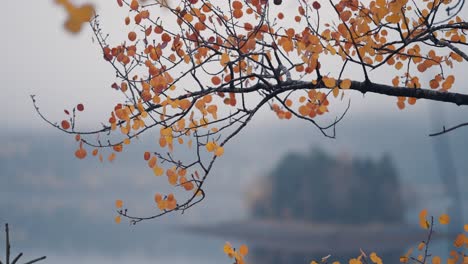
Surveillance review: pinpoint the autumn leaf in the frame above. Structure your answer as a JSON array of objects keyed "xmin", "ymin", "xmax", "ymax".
[
  {"xmin": 239, "ymin": 244, "xmax": 248, "ymax": 256},
  {"xmin": 419, "ymin": 209, "xmax": 430, "ymax": 229},
  {"xmin": 61, "ymin": 120, "xmax": 71, "ymax": 130},
  {"xmin": 439, "ymin": 214, "xmax": 450, "ymax": 225},
  {"xmin": 55, "ymin": 0, "xmax": 95, "ymax": 34},
  {"xmin": 115, "ymin": 199, "xmax": 123, "ymax": 208}
]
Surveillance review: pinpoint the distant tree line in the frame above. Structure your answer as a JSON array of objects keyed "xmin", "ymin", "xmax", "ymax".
[{"xmin": 249, "ymin": 148, "xmax": 404, "ymax": 224}]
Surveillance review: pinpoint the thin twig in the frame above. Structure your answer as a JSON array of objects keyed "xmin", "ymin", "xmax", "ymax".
[
  {"xmin": 5, "ymin": 224, "xmax": 10, "ymax": 264},
  {"xmin": 429, "ymin": 122, "xmax": 468, "ymax": 136},
  {"xmin": 11, "ymin": 253, "xmax": 22, "ymax": 264},
  {"xmin": 23, "ymin": 257, "xmax": 47, "ymax": 264}
]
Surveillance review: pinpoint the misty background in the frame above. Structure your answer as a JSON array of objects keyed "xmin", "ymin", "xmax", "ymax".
[{"xmin": 1, "ymin": 1, "xmax": 468, "ymax": 264}]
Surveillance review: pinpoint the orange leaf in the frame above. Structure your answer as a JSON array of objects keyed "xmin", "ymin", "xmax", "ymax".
[
  {"xmin": 239, "ymin": 244, "xmax": 249, "ymax": 256},
  {"xmin": 115, "ymin": 200, "xmax": 123, "ymax": 208},
  {"xmin": 211, "ymin": 76, "xmax": 221, "ymax": 85},
  {"xmin": 144, "ymin": 151, "xmax": 151, "ymax": 161},
  {"xmin": 215, "ymin": 146, "xmax": 224, "ymax": 157},
  {"xmin": 61, "ymin": 120, "xmax": 71, "ymax": 130},
  {"xmin": 322, "ymin": 77, "xmax": 336, "ymax": 88},
  {"xmin": 75, "ymin": 147, "xmax": 87, "ymax": 159},
  {"xmin": 128, "ymin": 31, "xmax": 137, "ymax": 41},
  {"xmin": 340, "ymin": 79, "xmax": 351, "ymax": 89},
  {"xmin": 130, "ymin": 0, "xmax": 139, "ymax": 10},
  {"xmin": 419, "ymin": 209, "xmax": 429, "ymax": 229},
  {"xmin": 148, "ymin": 156, "xmax": 157, "ymax": 168},
  {"xmin": 439, "ymin": 214, "xmax": 450, "ymax": 225}
]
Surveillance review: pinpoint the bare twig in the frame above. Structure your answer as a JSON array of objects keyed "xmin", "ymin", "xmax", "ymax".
[{"xmin": 429, "ymin": 122, "xmax": 468, "ymax": 136}]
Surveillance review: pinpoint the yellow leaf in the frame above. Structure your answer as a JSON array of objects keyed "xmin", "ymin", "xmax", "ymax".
[
  {"xmin": 115, "ymin": 215, "xmax": 121, "ymax": 224},
  {"xmin": 220, "ymin": 52, "xmax": 230, "ymax": 66},
  {"xmin": 432, "ymin": 256, "xmax": 441, "ymax": 264},
  {"xmin": 332, "ymin": 87, "xmax": 340, "ymax": 98},
  {"xmin": 153, "ymin": 166, "xmax": 164, "ymax": 176},
  {"xmin": 464, "ymin": 224, "xmax": 468, "ymax": 232},
  {"xmin": 439, "ymin": 214, "xmax": 450, "ymax": 225},
  {"xmin": 319, "ymin": 104, "xmax": 328, "ymax": 113},
  {"xmin": 223, "ymin": 242, "xmax": 234, "ymax": 256},
  {"xmin": 206, "ymin": 141, "xmax": 216, "ymax": 152},
  {"xmin": 370, "ymin": 253, "xmax": 382, "ymax": 264}
]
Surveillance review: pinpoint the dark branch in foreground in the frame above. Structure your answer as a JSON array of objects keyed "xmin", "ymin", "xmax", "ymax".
[
  {"xmin": 3, "ymin": 224, "xmax": 46, "ymax": 264},
  {"xmin": 280, "ymin": 80, "xmax": 468, "ymax": 106}
]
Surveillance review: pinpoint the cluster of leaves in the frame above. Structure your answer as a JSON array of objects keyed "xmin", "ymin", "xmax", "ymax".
[
  {"xmin": 36, "ymin": 0, "xmax": 468, "ymax": 224},
  {"xmin": 223, "ymin": 242, "xmax": 249, "ymax": 264},
  {"xmin": 408, "ymin": 209, "xmax": 468, "ymax": 264},
  {"xmin": 401, "ymin": 211, "xmax": 468, "ymax": 264},
  {"xmin": 220, "ymin": 212, "xmax": 467, "ymax": 264}
]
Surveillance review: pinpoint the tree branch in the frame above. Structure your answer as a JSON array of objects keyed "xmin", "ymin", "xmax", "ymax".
[
  {"xmin": 345, "ymin": 80, "xmax": 468, "ymax": 106},
  {"xmin": 2, "ymin": 224, "xmax": 46, "ymax": 264},
  {"xmin": 23, "ymin": 257, "xmax": 47, "ymax": 264},
  {"xmin": 429, "ymin": 121, "xmax": 468, "ymax": 136},
  {"xmin": 11, "ymin": 253, "xmax": 22, "ymax": 264},
  {"xmin": 5, "ymin": 224, "xmax": 10, "ymax": 264},
  {"xmin": 430, "ymin": 36, "xmax": 468, "ymax": 62}
]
